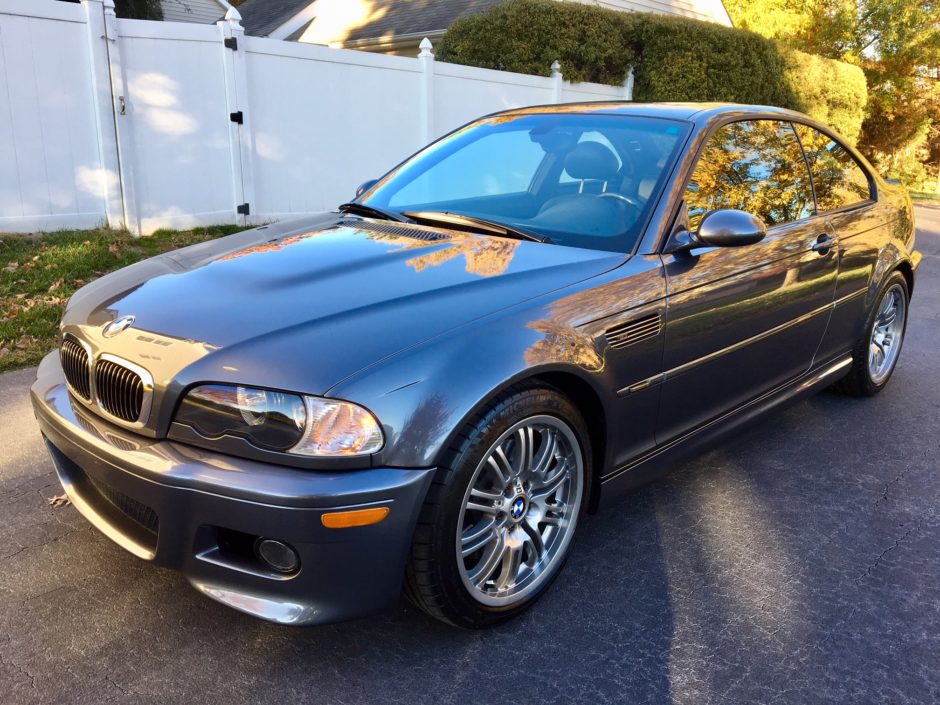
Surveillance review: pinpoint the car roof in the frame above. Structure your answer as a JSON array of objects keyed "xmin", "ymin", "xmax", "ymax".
[{"xmin": 493, "ymin": 102, "xmax": 811, "ymax": 124}]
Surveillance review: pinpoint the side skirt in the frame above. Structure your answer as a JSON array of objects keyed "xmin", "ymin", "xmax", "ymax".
[{"xmin": 595, "ymin": 354, "xmax": 853, "ymax": 510}]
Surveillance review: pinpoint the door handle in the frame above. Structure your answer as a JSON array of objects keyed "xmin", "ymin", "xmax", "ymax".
[{"xmin": 812, "ymin": 234, "xmax": 837, "ymax": 253}]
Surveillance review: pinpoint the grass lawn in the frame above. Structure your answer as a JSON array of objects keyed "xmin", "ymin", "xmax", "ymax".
[
  {"xmin": 911, "ymin": 191, "xmax": 940, "ymax": 206},
  {"xmin": 0, "ymin": 225, "xmax": 248, "ymax": 373}
]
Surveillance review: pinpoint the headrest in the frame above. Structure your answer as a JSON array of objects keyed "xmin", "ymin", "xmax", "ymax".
[{"xmin": 564, "ymin": 141, "xmax": 620, "ymax": 181}]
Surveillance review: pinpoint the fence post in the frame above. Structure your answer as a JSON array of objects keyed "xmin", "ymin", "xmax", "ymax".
[
  {"xmin": 551, "ymin": 61, "xmax": 562, "ymax": 103},
  {"xmin": 418, "ymin": 37, "xmax": 435, "ymax": 143},
  {"xmin": 624, "ymin": 67, "xmax": 635, "ymax": 101},
  {"xmin": 97, "ymin": 0, "xmax": 141, "ymax": 234},
  {"xmin": 81, "ymin": 0, "xmax": 125, "ymax": 230},
  {"xmin": 218, "ymin": 8, "xmax": 254, "ymax": 226}
]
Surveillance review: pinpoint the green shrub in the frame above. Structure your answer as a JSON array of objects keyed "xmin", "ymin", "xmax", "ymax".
[
  {"xmin": 439, "ymin": 0, "xmax": 866, "ymax": 142},
  {"xmin": 438, "ymin": 0, "xmax": 636, "ymax": 84},
  {"xmin": 114, "ymin": 0, "xmax": 163, "ymax": 21},
  {"xmin": 629, "ymin": 13, "xmax": 796, "ymax": 108},
  {"xmin": 782, "ymin": 48, "xmax": 867, "ymax": 142}
]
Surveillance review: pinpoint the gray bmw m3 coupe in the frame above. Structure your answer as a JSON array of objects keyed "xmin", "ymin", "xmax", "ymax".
[{"xmin": 31, "ymin": 103, "xmax": 921, "ymax": 628}]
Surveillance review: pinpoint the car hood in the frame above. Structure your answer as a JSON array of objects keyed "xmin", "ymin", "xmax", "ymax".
[{"xmin": 63, "ymin": 215, "xmax": 624, "ymax": 396}]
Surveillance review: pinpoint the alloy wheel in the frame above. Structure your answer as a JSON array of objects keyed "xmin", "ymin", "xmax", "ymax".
[
  {"xmin": 868, "ymin": 283, "xmax": 906, "ymax": 384},
  {"xmin": 456, "ymin": 415, "xmax": 583, "ymax": 606}
]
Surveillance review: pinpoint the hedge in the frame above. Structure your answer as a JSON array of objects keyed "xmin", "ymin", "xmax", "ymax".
[
  {"xmin": 437, "ymin": 0, "xmax": 867, "ymax": 142},
  {"xmin": 782, "ymin": 48, "xmax": 867, "ymax": 143}
]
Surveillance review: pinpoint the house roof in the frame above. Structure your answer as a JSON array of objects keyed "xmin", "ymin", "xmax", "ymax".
[
  {"xmin": 340, "ymin": 0, "xmax": 503, "ymax": 43},
  {"xmin": 238, "ymin": 0, "xmax": 503, "ymax": 41},
  {"xmin": 239, "ymin": 0, "xmax": 732, "ymax": 42},
  {"xmin": 237, "ymin": 0, "xmax": 310, "ymax": 37}
]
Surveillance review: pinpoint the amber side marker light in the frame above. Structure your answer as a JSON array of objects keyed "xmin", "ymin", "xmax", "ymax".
[{"xmin": 321, "ymin": 506, "xmax": 390, "ymax": 529}]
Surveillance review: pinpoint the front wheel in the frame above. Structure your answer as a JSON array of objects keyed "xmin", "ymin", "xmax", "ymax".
[
  {"xmin": 405, "ymin": 386, "xmax": 589, "ymax": 628},
  {"xmin": 835, "ymin": 271, "xmax": 909, "ymax": 396}
]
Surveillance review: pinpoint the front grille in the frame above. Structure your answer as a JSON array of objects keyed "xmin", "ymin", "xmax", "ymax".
[
  {"xmin": 606, "ymin": 313, "xmax": 662, "ymax": 350},
  {"xmin": 95, "ymin": 358, "xmax": 144, "ymax": 423},
  {"xmin": 88, "ymin": 476, "xmax": 159, "ymax": 536},
  {"xmin": 60, "ymin": 338, "xmax": 91, "ymax": 399}
]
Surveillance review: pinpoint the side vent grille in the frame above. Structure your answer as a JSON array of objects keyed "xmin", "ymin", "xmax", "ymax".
[
  {"xmin": 339, "ymin": 219, "xmax": 451, "ymax": 241},
  {"xmin": 605, "ymin": 313, "xmax": 662, "ymax": 350}
]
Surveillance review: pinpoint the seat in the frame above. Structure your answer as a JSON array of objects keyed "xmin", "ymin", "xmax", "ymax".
[{"xmin": 535, "ymin": 142, "xmax": 638, "ymax": 237}]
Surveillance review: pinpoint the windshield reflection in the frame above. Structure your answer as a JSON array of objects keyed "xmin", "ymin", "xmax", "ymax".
[{"xmin": 362, "ymin": 113, "xmax": 689, "ymax": 254}]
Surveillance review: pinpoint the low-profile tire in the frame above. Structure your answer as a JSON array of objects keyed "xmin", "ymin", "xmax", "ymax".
[
  {"xmin": 834, "ymin": 271, "xmax": 909, "ymax": 397},
  {"xmin": 405, "ymin": 384, "xmax": 590, "ymax": 629}
]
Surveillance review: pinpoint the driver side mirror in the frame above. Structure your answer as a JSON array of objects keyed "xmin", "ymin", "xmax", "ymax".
[
  {"xmin": 669, "ymin": 209, "xmax": 767, "ymax": 253},
  {"xmin": 355, "ymin": 179, "xmax": 379, "ymax": 198}
]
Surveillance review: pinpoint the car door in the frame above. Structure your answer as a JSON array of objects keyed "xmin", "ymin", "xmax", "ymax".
[
  {"xmin": 656, "ymin": 119, "xmax": 839, "ymax": 443},
  {"xmin": 792, "ymin": 123, "xmax": 881, "ymax": 363}
]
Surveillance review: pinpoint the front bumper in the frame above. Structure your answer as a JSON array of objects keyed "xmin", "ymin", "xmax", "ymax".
[{"xmin": 30, "ymin": 352, "xmax": 435, "ymax": 625}]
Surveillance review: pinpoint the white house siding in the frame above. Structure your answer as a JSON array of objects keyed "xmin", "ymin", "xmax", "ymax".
[
  {"xmin": 571, "ymin": 0, "xmax": 733, "ymax": 26},
  {"xmin": 160, "ymin": 0, "xmax": 226, "ymax": 24}
]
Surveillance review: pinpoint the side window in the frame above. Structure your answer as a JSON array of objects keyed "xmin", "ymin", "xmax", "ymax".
[
  {"xmin": 685, "ymin": 120, "xmax": 815, "ymax": 231},
  {"xmin": 794, "ymin": 124, "xmax": 871, "ymax": 212}
]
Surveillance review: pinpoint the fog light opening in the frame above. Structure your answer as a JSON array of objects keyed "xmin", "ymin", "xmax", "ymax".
[{"xmin": 254, "ymin": 538, "xmax": 300, "ymax": 574}]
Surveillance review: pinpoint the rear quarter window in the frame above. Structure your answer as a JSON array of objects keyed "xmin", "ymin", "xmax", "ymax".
[{"xmin": 794, "ymin": 124, "xmax": 872, "ymax": 213}]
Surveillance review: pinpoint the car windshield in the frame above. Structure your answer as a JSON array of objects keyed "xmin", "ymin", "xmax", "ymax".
[{"xmin": 360, "ymin": 113, "xmax": 689, "ymax": 253}]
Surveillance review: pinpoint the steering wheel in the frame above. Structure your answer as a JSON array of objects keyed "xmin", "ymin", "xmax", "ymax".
[{"xmin": 599, "ymin": 192, "xmax": 643, "ymax": 209}]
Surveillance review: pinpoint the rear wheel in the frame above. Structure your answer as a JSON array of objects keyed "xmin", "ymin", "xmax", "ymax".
[
  {"xmin": 405, "ymin": 385, "xmax": 589, "ymax": 628},
  {"xmin": 835, "ymin": 271, "xmax": 909, "ymax": 396}
]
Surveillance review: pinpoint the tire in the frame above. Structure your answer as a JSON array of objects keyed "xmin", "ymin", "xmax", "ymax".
[
  {"xmin": 404, "ymin": 384, "xmax": 590, "ymax": 628},
  {"xmin": 834, "ymin": 271, "xmax": 909, "ymax": 397}
]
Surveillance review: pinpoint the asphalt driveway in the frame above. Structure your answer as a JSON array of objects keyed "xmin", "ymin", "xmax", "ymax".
[{"xmin": 2, "ymin": 207, "xmax": 938, "ymax": 705}]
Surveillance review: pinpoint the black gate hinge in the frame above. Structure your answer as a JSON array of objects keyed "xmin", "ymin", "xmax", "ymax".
[
  {"xmin": 236, "ymin": 203, "xmax": 250, "ymax": 216},
  {"xmin": 230, "ymin": 111, "xmax": 243, "ymax": 124},
  {"xmin": 224, "ymin": 37, "xmax": 238, "ymax": 50}
]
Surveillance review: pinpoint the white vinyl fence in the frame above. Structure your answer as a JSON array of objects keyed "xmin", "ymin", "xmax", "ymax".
[{"xmin": 0, "ymin": 0, "xmax": 632, "ymax": 234}]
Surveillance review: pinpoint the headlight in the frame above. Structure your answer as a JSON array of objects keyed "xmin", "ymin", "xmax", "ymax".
[{"xmin": 174, "ymin": 384, "xmax": 384, "ymax": 457}]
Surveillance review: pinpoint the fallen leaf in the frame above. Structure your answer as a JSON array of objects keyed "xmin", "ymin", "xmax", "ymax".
[
  {"xmin": 3, "ymin": 261, "xmax": 17, "ymax": 273},
  {"xmin": 31, "ymin": 255, "xmax": 40, "ymax": 262},
  {"xmin": 44, "ymin": 264, "xmax": 56, "ymax": 270},
  {"xmin": 108, "ymin": 243, "xmax": 121, "ymax": 257},
  {"xmin": 81, "ymin": 240, "xmax": 91, "ymax": 246},
  {"xmin": 0, "ymin": 347, "xmax": 9, "ymax": 358},
  {"xmin": 47, "ymin": 494, "xmax": 71, "ymax": 508},
  {"xmin": 73, "ymin": 278, "xmax": 86, "ymax": 287},
  {"xmin": 48, "ymin": 279, "xmax": 64, "ymax": 293}
]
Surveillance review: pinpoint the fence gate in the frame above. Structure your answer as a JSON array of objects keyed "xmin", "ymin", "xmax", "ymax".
[{"xmin": 0, "ymin": 0, "xmax": 632, "ymax": 234}]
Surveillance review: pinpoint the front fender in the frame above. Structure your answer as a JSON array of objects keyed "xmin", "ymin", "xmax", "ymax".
[{"xmin": 328, "ymin": 299, "xmax": 614, "ymax": 470}]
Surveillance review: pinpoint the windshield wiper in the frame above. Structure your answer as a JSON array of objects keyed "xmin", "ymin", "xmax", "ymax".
[
  {"xmin": 338, "ymin": 202, "xmax": 413, "ymax": 223},
  {"xmin": 403, "ymin": 211, "xmax": 550, "ymax": 243}
]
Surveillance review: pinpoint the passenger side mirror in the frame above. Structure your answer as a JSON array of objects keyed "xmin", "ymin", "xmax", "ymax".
[
  {"xmin": 669, "ymin": 209, "xmax": 767, "ymax": 253},
  {"xmin": 355, "ymin": 179, "xmax": 379, "ymax": 198}
]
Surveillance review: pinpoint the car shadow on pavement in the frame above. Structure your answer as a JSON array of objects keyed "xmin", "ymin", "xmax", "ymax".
[{"xmin": 224, "ymin": 483, "xmax": 679, "ymax": 705}]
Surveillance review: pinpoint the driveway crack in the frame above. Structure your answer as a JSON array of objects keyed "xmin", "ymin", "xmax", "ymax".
[
  {"xmin": 853, "ymin": 521, "xmax": 919, "ymax": 586},
  {"xmin": 0, "ymin": 647, "xmax": 37, "ymax": 690}
]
